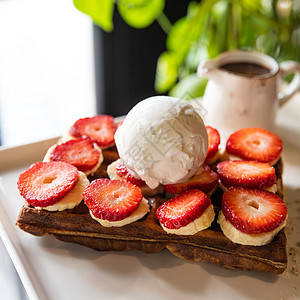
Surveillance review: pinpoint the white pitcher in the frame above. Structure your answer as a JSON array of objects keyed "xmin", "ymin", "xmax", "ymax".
[{"xmin": 197, "ymin": 50, "xmax": 300, "ymax": 139}]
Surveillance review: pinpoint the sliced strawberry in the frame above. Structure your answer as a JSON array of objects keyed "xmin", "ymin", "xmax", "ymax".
[
  {"xmin": 222, "ymin": 187, "xmax": 287, "ymax": 234},
  {"xmin": 69, "ymin": 115, "xmax": 117, "ymax": 148},
  {"xmin": 83, "ymin": 179, "xmax": 143, "ymax": 222},
  {"xmin": 163, "ymin": 165, "xmax": 218, "ymax": 194},
  {"xmin": 226, "ymin": 127, "xmax": 282, "ymax": 163},
  {"xmin": 155, "ymin": 189, "xmax": 211, "ymax": 229},
  {"xmin": 205, "ymin": 126, "xmax": 220, "ymax": 163},
  {"xmin": 18, "ymin": 161, "xmax": 79, "ymax": 207},
  {"xmin": 50, "ymin": 138, "xmax": 101, "ymax": 172},
  {"xmin": 115, "ymin": 161, "xmax": 145, "ymax": 187},
  {"xmin": 216, "ymin": 160, "xmax": 276, "ymax": 189}
]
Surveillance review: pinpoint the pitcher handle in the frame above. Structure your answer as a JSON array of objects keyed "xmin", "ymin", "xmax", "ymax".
[{"xmin": 278, "ymin": 61, "xmax": 300, "ymax": 107}]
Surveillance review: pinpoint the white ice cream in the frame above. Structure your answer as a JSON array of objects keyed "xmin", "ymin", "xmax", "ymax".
[{"xmin": 114, "ymin": 96, "xmax": 208, "ymax": 189}]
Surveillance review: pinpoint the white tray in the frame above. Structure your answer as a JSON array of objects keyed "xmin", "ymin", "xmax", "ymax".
[{"xmin": 1, "ymin": 112, "xmax": 300, "ymax": 300}]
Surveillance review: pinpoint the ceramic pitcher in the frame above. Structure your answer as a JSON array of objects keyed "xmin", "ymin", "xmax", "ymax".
[{"xmin": 197, "ymin": 50, "xmax": 300, "ymax": 139}]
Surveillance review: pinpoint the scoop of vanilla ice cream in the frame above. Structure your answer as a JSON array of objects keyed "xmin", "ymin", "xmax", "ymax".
[{"xmin": 114, "ymin": 96, "xmax": 208, "ymax": 189}]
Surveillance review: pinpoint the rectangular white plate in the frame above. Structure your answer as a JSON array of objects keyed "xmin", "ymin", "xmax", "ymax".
[{"xmin": 1, "ymin": 107, "xmax": 300, "ymax": 300}]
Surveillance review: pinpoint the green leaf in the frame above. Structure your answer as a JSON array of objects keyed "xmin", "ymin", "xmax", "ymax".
[
  {"xmin": 169, "ymin": 74, "xmax": 208, "ymax": 99},
  {"xmin": 73, "ymin": 0, "xmax": 114, "ymax": 32},
  {"xmin": 167, "ymin": 1, "xmax": 207, "ymax": 56},
  {"xmin": 155, "ymin": 51, "xmax": 178, "ymax": 93},
  {"xmin": 212, "ymin": 1, "xmax": 229, "ymax": 51},
  {"xmin": 241, "ymin": 0, "xmax": 262, "ymax": 11},
  {"xmin": 166, "ymin": 16, "xmax": 202, "ymax": 67},
  {"xmin": 186, "ymin": 1, "xmax": 199, "ymax": 19},
  {"xmin": 166, "ymin": 17, "xmax": 189, "ymax": 53},
  {"xmin": 256, "ymin": 33, "xmax": 279, "ymax": 54},
  {"xmin": 185, "ymin": 42, "xmax": 210, "ymax": 71},
  {"xmin": 117, "ymin": 0, "xmax": 165, "ymax": 29}
]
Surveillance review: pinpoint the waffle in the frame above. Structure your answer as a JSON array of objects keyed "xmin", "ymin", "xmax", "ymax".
[{"xmin": 16, "ymin": 148, "xmax": 287, "ymax": 274}]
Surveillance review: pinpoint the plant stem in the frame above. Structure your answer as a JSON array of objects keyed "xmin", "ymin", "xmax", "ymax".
[{"xmin": 157, "ymin": 12, "xmax": 172, "ymax": 34}]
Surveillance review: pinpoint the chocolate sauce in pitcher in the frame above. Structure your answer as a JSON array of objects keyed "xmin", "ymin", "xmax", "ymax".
[{"xmin": 220, "ymin": 62, "xmax": 270, "ymax": 77}]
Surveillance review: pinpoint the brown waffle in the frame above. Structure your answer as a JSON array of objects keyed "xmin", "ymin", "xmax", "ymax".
[{"xmin": 16, "ymin": 149, "xmax": 287, "ymax": 274}]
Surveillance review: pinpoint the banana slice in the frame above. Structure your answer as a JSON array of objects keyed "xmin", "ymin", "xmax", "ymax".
[
  {"xmin": 218, "ymin": 211, "xmax": 286, "ymax": 246},
  {"xmin": 90, "ymin": 197, "xmax": 149, "ymax": 227},
  {"xmin": 160, "ymin": 204, "xmax": 215, "ymax": 235}
]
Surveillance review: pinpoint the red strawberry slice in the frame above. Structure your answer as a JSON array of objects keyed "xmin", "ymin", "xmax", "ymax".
[
  {"xmin": 69, "ymin": 115, "xmax": 117, "ymax": 148},
  {"xmin": 155, "ymin": 189, "xmax": 211, "ymax": 229},
  {"xmin": 226, "ymin": 127, "xmax": 282, "ymax": 163},
  {"xmin": 50, "ymin": 138, "xmax": 101, "ymax": 172},
  {"xmin": 83, "ymin": 179, "xmax": 143, "ymax": 222},
  {"xmin": 115, "ymin": 161, "xmax": 145, "ymax": 187},
  {"xmin": 163, "ymin": 165, "xmax": 218, "ymax": 194},
  {"xmin": 17, "ymin": 161, "xmax": 79, "ymax": 207},
  {"xmin": 222, "ymin": 187, "xmax": 287, "ymax": 234},
  {"xmin": 205, "ymin": 126, "xmax": 220, "ymax": 163},
  {"xmin": 216, "ymin": 160, "xmax": 276, "ymax": 189}
]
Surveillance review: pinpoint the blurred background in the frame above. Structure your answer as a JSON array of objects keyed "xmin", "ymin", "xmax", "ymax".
[
  {"xmin": 0, "ymin": 0, "xmax": 95, "ymax": 147},
  {"xmin": 0, "ymin": 1, "xmax": 299, "ymax": 298},
  {"xmin": 0, "ymin": 0, "xmax": 299, "ymax": 147},
  {"xmin": 84, "ymin": 0, "xmax": 300, "ymax": 115}
]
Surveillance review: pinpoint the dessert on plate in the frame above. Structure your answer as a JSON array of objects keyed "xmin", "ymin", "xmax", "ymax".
[
  {"xmin": 16, "ymin": 96, "xmax": 288, "ymax": 274},
  {"xmin": 223, "ymin": 127, "xmax": 283, "ymax": 165},
  {"xmin": 62, "ymin": 115, "xmax": 117, "ymax": 149},
  {"xmin": 114, "ymin": 96, "xmax": 208, "ymax": 189},
  {"xmin": 155, "ymin": 189, "xmax": 215, "ymax": 235},
  {"xmin": 218, "ymin": 187, "xmax": 287, "ymax": 246},
  {"xmin": 216, "ymin": 160, "xmax": 278, "ymax": 192},
  {"xmin": 205, "ymin": 126, "xmax": 221, "ymax": 164},
  {"xmin": 17, "ymin": 161, "xmax": 89, "ymax": 211},
  {"xmin": 83, "ymin": 178, "xmax": 150, "ymax": 227},
  {"xmin": 44, "ymin": 138, "xmax": 104, "ymax": 176}
]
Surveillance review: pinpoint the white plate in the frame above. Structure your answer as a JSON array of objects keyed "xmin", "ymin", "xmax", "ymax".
[{"xmin": 0, "ymin": 106, "xmax": 300, "ymax": 300}]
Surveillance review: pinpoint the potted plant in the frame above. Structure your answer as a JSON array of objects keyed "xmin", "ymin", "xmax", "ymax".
[{"xmin": 74, "ymin": 0, "xmax": 299, "ymax": 113}]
